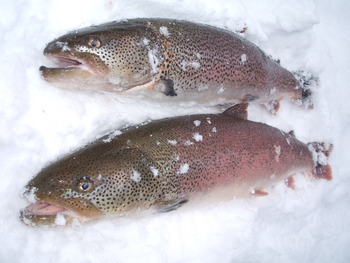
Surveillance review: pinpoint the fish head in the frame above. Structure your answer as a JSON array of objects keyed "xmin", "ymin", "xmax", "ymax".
[
  {"xmin": 40, "ymin": 20, "xmax": 163, "ymax": 92},
  {"xmin": 20, "ymin": 145, "xmax": 162, "ymax": 226},
  {"xmin": 20, "ymin": 155, "xmax": 107, "ymax": 226}
]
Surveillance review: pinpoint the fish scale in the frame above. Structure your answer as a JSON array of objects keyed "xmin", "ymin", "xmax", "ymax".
[{"xmin": 20, "ymin": 104, "xmax": 332, "ymax": 226}]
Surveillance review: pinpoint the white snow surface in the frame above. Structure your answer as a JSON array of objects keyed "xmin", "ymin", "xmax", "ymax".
[{"xmin": 1, "ymin": 0, "xmax": 350, "ymax": 262}]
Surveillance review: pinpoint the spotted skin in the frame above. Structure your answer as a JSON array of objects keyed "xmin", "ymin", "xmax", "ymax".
[
  {"xmin": 20, "ymin": 105, "xmax": 330, "ymax": 226},
  {"xmin": 150, "ymin": 20, "xmax": 298, "ymax": 99},
  {"xmin": 40, "ymin": 18, "xmax": 309, "ymax": 107}
]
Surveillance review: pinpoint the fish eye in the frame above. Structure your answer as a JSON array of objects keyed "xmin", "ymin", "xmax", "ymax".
[
  {"xmin": 87, "ymin": 37, "xmax": 101, "ymax": 48},
  {"xmin": 76, "ymin": 176, "xmax": 94, "ymax": 193}
]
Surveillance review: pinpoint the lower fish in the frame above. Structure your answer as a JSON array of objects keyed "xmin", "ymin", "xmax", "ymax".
[
  {"xmin": 20, "ymin": 104, "xmax": 332, "ymax": 226},
  {"xmin": 40, "ymin": 18, "xmax": 313, "ymax": 111}
]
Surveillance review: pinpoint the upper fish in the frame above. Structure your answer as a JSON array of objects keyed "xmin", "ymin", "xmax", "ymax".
[
  {"xmin": 40, "ymin": 18, "xmax": 312, "ymax": 110},
  {"xmin": 20, "ymin": 104, "xmax": 331, "ymax": 226}
]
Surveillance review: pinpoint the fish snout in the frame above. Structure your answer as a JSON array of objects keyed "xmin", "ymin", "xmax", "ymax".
[{"xmin": 43, "ymin": 39, "xmax": 71, "ymax": 55}]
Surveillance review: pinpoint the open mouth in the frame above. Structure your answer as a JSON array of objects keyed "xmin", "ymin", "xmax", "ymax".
[
  {"xmin": 20, "ymin": 201, "xmax": 76, "ymax": 226},
  {"xmin": 39, "ymin": 55, "xmax": 99, "ymax": 83},
  {"xmin": 24, "ymin": 201, "xmax": 67, "ymax": 216},
  {"xmin": 38, "ymin": 53, "xmax": 110, "ymax": 84},
  {"xmin": 40, "ymin": 55, "xmax": 85, "ymax": 71},
  {"xmin": 53, "ymin": 56, "xmax": 83, "ymax": 68}
]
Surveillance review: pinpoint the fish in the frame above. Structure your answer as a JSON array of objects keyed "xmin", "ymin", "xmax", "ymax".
[
  {"xmin": 40, "ymin": 18, "xmax": 313, "ymax": 111},
  {"xmin": 20, "ymin": 104, "xmax": 332, "ymax": 226}
]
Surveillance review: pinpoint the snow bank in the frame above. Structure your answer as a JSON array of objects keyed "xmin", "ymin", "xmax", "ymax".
[{"xmin": 0, "ymin": 0, "xmax": 349, "ymax": 262}]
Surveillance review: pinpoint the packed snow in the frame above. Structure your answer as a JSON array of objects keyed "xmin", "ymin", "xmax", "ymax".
[
  {"xmin": 167, "ymin": 139, "xmax": 178, "ymax": 145},
  {"xmin": 193, "ymin": 120, "xmax": 201, "ymax": 127},
  {"xmin": 131, "ymin": 170, "xmax": 142, "ymax": 183},
  {"xmin": 192, "ymin": 132, "xmax": 203, "ymax": 142},
  {"xmin": 159, "ymin": 26, "xmax": 170, "ymax": 37},
  {"xmin": 178, "ymin": 163, "xmax": 190, "ymax": 175},
  {"xmin": 1, "ymin": 0, "xmax": 350, "ymax": 262},
  {"xmin": 150, "ymin": 166, "xmax": 159, "ymax": 177}
]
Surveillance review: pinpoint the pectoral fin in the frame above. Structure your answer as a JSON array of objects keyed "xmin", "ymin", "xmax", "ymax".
[
  {"xmin": 155, "ymin": 198, "xmax": 188, "ymax": 213},
  {"xmin": 156, "ymin": 79, "xmax": 177, "ymax": 96}
]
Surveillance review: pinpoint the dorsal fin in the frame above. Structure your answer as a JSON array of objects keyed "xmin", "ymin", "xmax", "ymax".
[
  {"xmin": 223, "ymin": 103, "xmax": 248, "ymax": 119},
  {"xmin": 288, "ymin": 130, "xmax": 296, "ymax": 137}
]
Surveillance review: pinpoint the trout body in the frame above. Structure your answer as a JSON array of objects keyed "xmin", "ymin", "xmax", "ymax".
[
  {"xmin": 20, "ymin": 105, "xmax": 331, "ymax": 226},
  {"xmin": 41, "ymin": 19, "xmax": 310, "ymax": 108}
]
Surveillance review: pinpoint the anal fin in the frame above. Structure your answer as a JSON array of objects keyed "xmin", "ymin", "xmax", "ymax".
[
  {"xmin": 285, "ymin": 176, "xmax": 296, "ymax": 189},
  {"xmin": 250, "ymin": 189, "xmax": 269, "ymax": 196},
  {"xmin": 264, "ymin": 100, "xmax": 280, "ymax": 115}
]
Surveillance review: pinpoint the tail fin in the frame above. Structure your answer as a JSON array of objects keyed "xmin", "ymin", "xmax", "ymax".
[
  {"xmin": 307, "ymin": 142, "xmax": 333, "ymax": 180},
  {"xmin": 293, "ymin": 70, "xmax": 318, "ymax": 110}
]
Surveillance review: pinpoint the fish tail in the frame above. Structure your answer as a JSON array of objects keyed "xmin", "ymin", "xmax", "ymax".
[
  {"xmin": 293, "ymin": 70, "xmax": 318, "ymax": 110},
  {"xmin": 301, "ymin": 85, "xmax": 313, "ymax": 108},
  {"xmin": 307, "ymin": 142, "xmax": 333, "ymax": 180}
]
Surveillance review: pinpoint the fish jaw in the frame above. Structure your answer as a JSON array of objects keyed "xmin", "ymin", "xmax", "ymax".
[
  {"xmin": 20, "ymin": 199, "xmax": 101, "ymax": 227},
  {"xmin": 20, "ymin": 187, "xmax": 103, "ymax": 226},
  {"xmin": 42, "ymin": 38, "xmax": 109, "ymax": 73},
  {"xmin": 39, "ymin": 47, "xmax": 113, "ymax": 90},
  {"xmin": 20, "ymin": 202, "xmax": 74, "ymax": 227},
  {"xmin": 40, "ymin": 50, "xmax": 155, "ymax": 92},
  {"xmin": 25, "ymin": 202, "xmax": 67, "ymax": 216}
]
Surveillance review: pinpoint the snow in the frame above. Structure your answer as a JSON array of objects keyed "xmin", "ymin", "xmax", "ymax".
[
  {"xmin": 56, "ymin": 41, "xmax": 71, "ymax": 52},
  {"xmin": 192, "ymin": 132, "xmax": 203, "ymax": 142},
  {"xmin": 274, "ymin": 145, "xmax": 281, "ymax": 162},
  {"xmin": 240, "ymin": 53, "xmax": 247, "ymax": 64},
  {"xmin": 131, "ymin": 170, "xmax": 142, "ymax": 183},
  {"xmin": 150, "ymin": 166, "xmax": 159, "ymax": 177},
  {"xmin": 167, "ymin": 139, "xmax": 178, "ymax": 145},
  {"xmin": 102, "ymin": 130, "xmax": 122, "ymax": 143},
  {"xmin": 159, "ymin": 26, "xmax": 170, "ymax": 37},
  {"xmin": 1, "ymin": 0, "xmax": 350, "ymax": 262},
  {"xmin": 308, "ymin": 142, "xmax": 330, "ymax": 166},
  {"xmin": 54, "ymin": 214, "xmax": 67, "ymax": 226},
  {"xmin": 193, "ymin": 120, "xmax": 201, "ymax": 127},
  {"xmin": 142, "ymin": 37, "xmax": 150, "ymax": 45},
  {"xmin": 178, "ymin": 163, "xmax": 190, "ymax": 175},
  {"xmin": 218, "ymin": 86, "xmax": 225, "ymax": 94},
  {"xmin": 184, "ymin": 140, "xmax": 194, "ymax": 146},
  {"xmin": 148, "ymin": 48, "xmax": 161, "ymax": 74},
  {"xmin": 23, "ymin": 187, "xmax": 38, "ymax": 204},
  {"xmin": 181, "ymin": 61, "xmax": 201, "ymax": 71}
]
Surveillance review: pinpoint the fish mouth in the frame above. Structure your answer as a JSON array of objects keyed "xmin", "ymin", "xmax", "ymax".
[
  {"xmin": 20, "ymin": 201, "xmax": 75, "ymax": 227},
  {"xmin": 39, "ymin": 48, "xmax": 114, "ymax": 88},
  {"xmin": 40, "ymin": 55, "xmax": 95, "ymax": 78},
  {"xmin": 39, "ymin": 48, "xmax": 151, "ymax": 92},
  {"xmin": 23, "ymin": 201, "xmax": 68, "ymax": 216},
  {"xmin": 49, "ymin": 55, "xmax": 84, "ymax": 68},
  {"xmin": 20, "ymin": 195, "xmax": 103, "ymax": 227}
]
